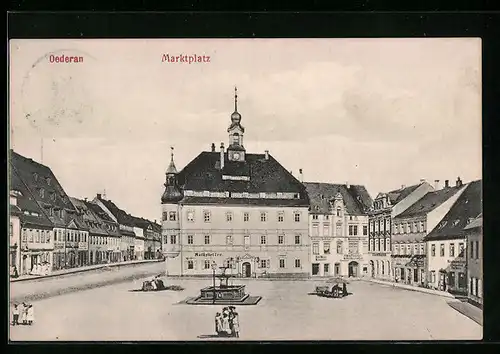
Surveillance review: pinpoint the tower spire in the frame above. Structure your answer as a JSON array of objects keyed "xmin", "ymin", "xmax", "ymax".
[
  {"xmin": 170, "ymin": 146, "xmax": 174, "ymax": 162},
  {"xmin": 234, "ymin": 86, "xmax": 238, "ymax": 112},
  {"xmin": 166, "ymin": 146, "xmax": 178, "ymax": 174}
]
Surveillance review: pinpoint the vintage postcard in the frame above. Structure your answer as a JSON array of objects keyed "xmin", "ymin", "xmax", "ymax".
[{"xmin": 8, "ymin": 38, "xmax": 482, "ymax": 341}]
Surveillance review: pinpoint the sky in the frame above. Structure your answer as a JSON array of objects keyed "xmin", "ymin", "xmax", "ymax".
[{"xmin": 9, "ymin": 38, "xmax": 482, "ymax": 222}]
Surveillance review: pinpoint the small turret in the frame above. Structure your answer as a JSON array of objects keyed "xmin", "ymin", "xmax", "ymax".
[{"xmin": 161, "ymin": 147, "xmax": 183, "ymax": 204}]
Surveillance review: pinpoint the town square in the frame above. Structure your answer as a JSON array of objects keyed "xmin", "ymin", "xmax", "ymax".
[{"xmin": 9, "ymin": 38, "xmax": 482, "ymax": 341}]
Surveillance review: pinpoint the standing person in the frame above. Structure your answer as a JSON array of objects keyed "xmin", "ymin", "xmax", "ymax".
[
  {"xmin": 232, "ymin": 312, "xmax": 240, "ymax": 338},
  {"xmin": 27, "ymin": 304, "xmax": 34, "ymax": 325},
  {"xmin": 342, "ymin": 282, "xmax": 348, "ymax": 297},
  {"xmin": 21, "ymin": 303, "xmax": 28, "ymax": 325},
  {"xmin": 215, "ymin": 312, "xmax": 222, "ymax": 336},
  {"xmin": 12, "ymin": 304, "xmax": 20, "ymax": 326},
  {"xmin": 221, "ymin": 313, "xmax": 231, "ymax": 337}
]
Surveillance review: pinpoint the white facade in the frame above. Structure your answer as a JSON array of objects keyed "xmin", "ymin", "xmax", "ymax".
[{"xmin": 426, "ymin": 238, "xmax": 467, "ymax": 292}]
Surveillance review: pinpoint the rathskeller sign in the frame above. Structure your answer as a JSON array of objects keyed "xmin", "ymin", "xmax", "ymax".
[{"xmin": 194, "ymin": 252, "xmax": 222, "ymax": 257}]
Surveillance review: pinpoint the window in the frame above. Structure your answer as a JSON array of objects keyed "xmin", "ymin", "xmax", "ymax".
[
  {"xmin": 325, "ymin": 215, "xmax": 329, "ymax": 220},
  {"xmin": 402, "ymin": 245, "xmax": 406, "ymax": 255},
  {"xmin": 450, "ymin": 243, "xmax": 455, "ymax": 257},
  {"xmin": 170, "ymin": 235, "xmax": 177, "ymax": 244},
  {"xmin": 386, "ymin": 238, "xmax": 390, "ymax": 252},
  {"xmin": 10, "ymin": 223, "xmax": 13, "ymax": 238},
  {"xmin": 295, "ymin": 234, "xmax": 301, "ymax": 245},
  {"xmin": 431, "ymin": 244, "xmax": 436, "ymax": 256},
  {"xmin": 203, "ymin": 210, "xmax": 211, "ymax": 223},
  {"xmin": 33, "ymin": 173, "xmax": 38, "ymax": 181},
  {"xmin": 295, "ymin": 259, "xmax": 301, "ymax": 268},
  {"xmin": 278, "ymin": 212, "xmax": 284, "ymax": 222},
  {"xmin": 294, "ymin": 212, "xmax": 301, "ymax": 222},
  {"xmin": 22, "ymin": 229, "xmax": 27, "ymax": 242},
  {"xmin": 413, "ymin": 222, "xmax": 417, "ymax": 233},
  {"xmin": 312, "ymin": 224, "xmax": 319, "ymax": 236},
  {"xmin": 336, "ymin": 207, "xmax": 341, "ymax": 217},
  {"xmin": 204, "ymin": 234, "xmax": 210, "ymax": 245},
  {"xmin": 244, "ymin": 235, "xmax": 250, "ymax": 248},
  {"xmin": 260, "ymin": 235, "xmax": 267, "ymax": 245},
  {"xmin": 349, "ymin": 225, "xmax": 354, "ymax": 236},
  {"xmin": 169, "ymin": 211, "xmax": 177, "ymax": 221},
  {"xmin": 336, "ymin": 241, "xmax": 343, "ymax": 254},
  {"xmin": 363, "ymin": 225, "xmax": 368, "ymax": 236},
  {"xmin": 187, "ymin": 211, "xmax": 194, "ymax": 222},
  {"xmin": 312, "ymin": 214, "xmax": 319, "ymax": 220},
  {"xmin": 431, "ymin": 271, "xmax": 436, "ymax": 283},
  {"xmin": 187, "ymin": 235, "xmax": 194, "ymax": 244},
  {"xmin": 323, "ymin": 242, "xmax": 331, "ymax": 254},
  {"xmin": 204, "ymin": 260, "xmax": 211, "ymax": 269},
  {"xmin": 278, "ymin": 234, "xmax": 284, "ymax": 244},
  {"xmin": 470, "ymin": 241, "xmax": 474, "ymax": 259},
  {"xmin": 260, "ymin": 259, "xmax": 267, "ymax": 268},
  {"xmin": 413, "ymin": 244, "xmax": 418, "ymax": 255},
  {"xmin": 225, "ymin": 235, "xmax": 233, "ymax": 245},
  {"xmin": 35, "ymin": 230, "xmax": 40, "ymax": 243},
  {"xmin": 46, "ymin": 177, "xmax": 51, "ymax": 185},
  {"xmin": 336, "ymin": 223, "xmax": 342, "ymax": 236},
  {"xmin": 260, "ymin": 212, "xmax": 267, "ymax": 222},
  {"xmin": 225, "ymin": 212, "xmax": 233, "ymax": 222},
  {"xmin": 312, "ymin": 263, "xmax": 320, "ymax": 275},
  {"xmin": 475, "ymin": 241, "xmax": 479, "ymax": 259},
  {"xmin": 420, "ymin": 244, "xmax": 424, "ymax": 255},
  {"xmin": 312, "ymin": 242, "xmax": 319, "ymax": 255},
  {"xmin": 187, "ymin": 260, "xmax": 194, "ymax": 269},
  {"xmin": 279, "ymin": 259, "xmax": 286, "ymax": 268},
  {"xmin": 393, "ymin": 224, "xmax": 398, "ymax": 234},
  {"xmin": 40, "ymin": 188, "xmax": 45, "ymax": 198},
  {"xmin": 394, "ymin": 244, "xmax": 399, "ymax": 255},
  {"xmin": 369, "ymin": 239, "xmax": 374, "ymax": 251},
  {"xmin": 353, "ymin": 225, "xmax": 358, "ymax": 235},
  {"xmin": 243, "ymin": 212, "xmax": 249, "ymax": 222},
  {"xmin": 459, "ymin": 243, "xmax": 465, "ymax": 257}
]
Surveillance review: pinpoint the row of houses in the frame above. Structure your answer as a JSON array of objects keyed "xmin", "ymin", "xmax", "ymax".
[
  {"xmin": 9, "ymin": 150, "xmax": 162, "ymax": 277},
  {"xmin": 367, "ymin": 177, "xmax": 482, "ymax": 307}
]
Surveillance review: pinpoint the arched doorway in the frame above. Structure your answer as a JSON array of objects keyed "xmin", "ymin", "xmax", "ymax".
[
  {"xmin": 369, "ymin": 260, "xmax": 375, "ymax": 277},
  {"xmin": 348, "ymin": 261, "xmax": 359, "ymax": 278},
  {"xmin": 242, "ymin": 262, "xmax": 252, "ymax": 278}
]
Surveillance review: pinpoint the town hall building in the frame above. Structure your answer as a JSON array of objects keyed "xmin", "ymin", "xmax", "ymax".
[{"xmin": 161, "ymin": 88, "xmax": 310, "ymax": 277}]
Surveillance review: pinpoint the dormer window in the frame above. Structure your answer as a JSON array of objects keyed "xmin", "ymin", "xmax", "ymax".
[
  {"xmin": 33, "ymin": 173, "xmax": 39, "ymax": 181},
  {"xmin": 452, "ymin": 219, "xmax": 460, "ymax": 226},
  {"xmin": 46, "ymin": 177, "xmax": 51, "ymax": 185},
  {"xmin": 336, "ymin": 207, "xmax": 341, "ymax": 217},
  {"xmin": 39, "ymin": 188, "xmax": 45, "ymax": 198}
]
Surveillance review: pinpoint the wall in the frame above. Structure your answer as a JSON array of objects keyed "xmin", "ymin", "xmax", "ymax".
[
  {"xmin": 467, "ymin": 228, "xmax": 482, "ymax": 305},
  {"xmin": 10, "ymin": 215, "xmax": 21, "ymax": 270},
  {"xmin": 163, "ymin": 203, "xmax": 309, "ymax": 276}
]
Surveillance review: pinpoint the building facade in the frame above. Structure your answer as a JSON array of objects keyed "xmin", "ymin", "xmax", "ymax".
[
  {"xmin": 304, "ymin": 182, "xmax": 372, "ymax": 278},
  {"xmin": 9, "ymin": 191, "xmax": 22, "ymax": 275},
  {"xmin": 392, "ymin": 179, "xmax": 467, "ymax": 287},
  {"xmin": 425, "ymin": 179, "xmax": 481, "ymax": 294},
  {"xmin": 161, "ymin": 88, "xmax": 310, "ymax": 277},
  {"xmin": 465, "ymin": 214, "xmax": 482, "ymax": 308},
  {"xmin": 367, "ymin": 181, "xmax": 434, "ymax": 280}
]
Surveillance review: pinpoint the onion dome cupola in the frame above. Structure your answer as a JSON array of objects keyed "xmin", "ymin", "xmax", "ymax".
[
  {"xmin": 227, "ymin": 86, "xmax": 246, "ymax": 162},
  {"xmin": 161, "ymin": 147, "xmax": 184, "ymax": 204}
]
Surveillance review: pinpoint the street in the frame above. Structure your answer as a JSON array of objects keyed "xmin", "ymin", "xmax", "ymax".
[{"xmin": 9, "ymin": 271, "xmax": 482, "ymax": 341}]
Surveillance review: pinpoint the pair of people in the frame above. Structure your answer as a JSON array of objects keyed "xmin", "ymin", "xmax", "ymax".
[
  {"xmin": 31, "ymin": 262, "xmax": 50, "ymax": 276},
  {"xmin": 12, "ymin": 303, "xmax": 34, "ymax": 326},
  {"xmin": 215, "ymin": 306, "xmax": 240, "ymax": 338},
  {"xmin": 10, "ymin": 265, "xmax": 19, "ymax": 278}
]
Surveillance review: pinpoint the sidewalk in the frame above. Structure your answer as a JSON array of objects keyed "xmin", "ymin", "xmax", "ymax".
[
  {"xmin": 362, "ymin": 278, "xmax": 455, "ymax": 299},
  {"xmin": 10, "ymin": 259, "xmax": 163, "ymax": 283},
  {"xmin": 447, "ymin": 300, "xmax": 483, "ymax": 326}
]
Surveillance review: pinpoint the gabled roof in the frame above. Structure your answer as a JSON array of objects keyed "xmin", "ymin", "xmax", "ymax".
[
  {"xmin": 9, "ymin": 157, "xmax": 54, "ymax": 228},
  {"xmin": 176, "ymin": 151, "xmax": 309, "ymax": 206},
  {"xmin": 97, "ymin": 198, "xmax": 136, "ymax": 227},
  {"xmin": 70, "ymin": 197, "xmax": 108, "ymax": 236},
  {"xmin": 386, "ymin": 184, "xmax": 421, "ymax": 204},
  {"xmin": 464, "ymin": 214, "xmax": 482, "ymax": 230},
  {"xmin": 425, "ymin": 180, "xmax": 482, "ymax": 241},
  {"xmin": 10, "ymin": 150, "xmax": 76, "ymax": 227},
  {"xmin": 303, "ymin": 182, "xmax": 373, "ymax": 215},
  {"xmin": 394, "ymin": 185, "xmax": 464, "ymax": 219}
]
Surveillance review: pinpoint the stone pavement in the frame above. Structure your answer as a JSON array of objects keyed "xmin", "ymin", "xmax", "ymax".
[
  {"xmin": 11, "ymin": 259, "xmax": 163, "ymax": 283},
  {"xmin": 363, "ymin": 278, "xmax": 455, "ymax": 299},
  {"xmin": 447, "ymin": 300, "xmax": 483, "ymax": 326}
]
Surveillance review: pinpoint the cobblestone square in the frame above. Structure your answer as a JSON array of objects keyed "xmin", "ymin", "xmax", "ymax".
[{"xmin": 9, "ymin": 275, "xmax": 482, "ymax": 341}]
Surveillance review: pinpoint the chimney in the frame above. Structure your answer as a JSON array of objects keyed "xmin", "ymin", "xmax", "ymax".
[
  {"xmin": 97, "ymin": 193, "xmax": 102, "ymax": 200},
  {"xmin": 434, "ymin": 179, "xmax": 440, "ymax": 190},
  {"xmin": 211, "ymin": 143, "xmax": 216, "ymax": 152},
  {"xmin": 298, "ymin": 169, "xmax": 303, "ymax": 183},
  {"xmin": 444, "ymin": 180, "xmax": 449, "ymax": 188},
  {"xmin": 400, "ymin": 184, "xmax": 406, "ymax": 190},
  {"xmin": 84, "ymin": 197, "xmax": 88, "ymax": 202},
  {"xmin": 456, "ymin": 176, "xmax": 463, "ymax": 188},
  {"xmin": 420, "ymin": 178, "xmax": 426, "ymax": 183},
  {"xmin": 264, "ymin": 150, "xmax": 269, "ymax": 160},
  {"xmin": 220, "ymin": 143, "xmax": 225, "ymax": 170},
  {"xmin": 346, "ymin": 181, "xmax": 350, "ymax": 189}
]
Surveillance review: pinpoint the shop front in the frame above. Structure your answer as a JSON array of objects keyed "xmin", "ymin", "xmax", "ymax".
[{"xmin": 78, "ymin": 241, "xmax": 89, "ymax": 267}]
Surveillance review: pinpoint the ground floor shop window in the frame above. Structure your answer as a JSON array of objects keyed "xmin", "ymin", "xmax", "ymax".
[
  {"xmin": 448, "ymin": 272, "xmax": 456, "ymax": 289},
  {"xmin": 312, "ymin": 263, "xmax": 319, "ymax": 275},
  {"xmin": 334, "ymin": 263, "xmax": 340, "ymax": 276},
  {"xmin": 324, "ymin": 263, "xmax": 329, "ymax": 275},
  {"xmin": 458, "ymin": 272, "xmax": 466, "ymax": 289}
]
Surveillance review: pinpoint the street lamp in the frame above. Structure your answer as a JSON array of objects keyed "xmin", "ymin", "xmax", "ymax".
[{"xmin": 212, "ymin": 261, "xmax": 218, "ymax": 304}]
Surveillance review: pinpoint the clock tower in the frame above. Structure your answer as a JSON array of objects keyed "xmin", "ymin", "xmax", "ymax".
[{"xmin": 227, "ymin": 86, "xmax": 246, "ymax": 162}]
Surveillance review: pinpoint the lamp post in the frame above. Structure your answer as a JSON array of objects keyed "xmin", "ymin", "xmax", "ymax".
[{"xmin": 212, "ymin": 261, "xmax": 217, "ymax": 304}]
